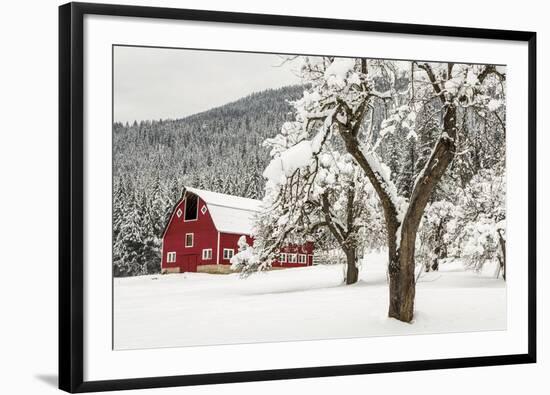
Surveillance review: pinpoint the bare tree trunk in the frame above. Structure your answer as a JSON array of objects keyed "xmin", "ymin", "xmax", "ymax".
[
  {"xmin": 431, "ymin": 258, "xmax": 439, "ymax": 272},
  {"xmin": 342, "ymin": 105, "xmax": 457, "ymax": 321},
  {"xmin": 333, "ymin": 62, "xmax": 470, "ymax": 322},
  {"xmin": 338, "ymin": 128, "xmax": 407, "ymax": 319},
  {"xmin": 432, "ymin": 219, "xmax": 445, "ymax": 271},
  {"xmin": 388, "ymin": 104, "xmax": 458, "ymax": 322},
  {"xmin": 391, "ymin": 230, "xmax": 419, "ymax": 322},
  {"xmin": 385, "ymin": 236, "xmax": 401, "ymax": 320},
  {"xmin": 319, "ymin": 190, "xmax": 360, "ymax": 285},
  {"xmin": 345, "ymin": 248, "xmax": 359, "ymax": 285},
  {"xmin": 498, "ymin": 229, "xmax": 506, "ymax": 281}
]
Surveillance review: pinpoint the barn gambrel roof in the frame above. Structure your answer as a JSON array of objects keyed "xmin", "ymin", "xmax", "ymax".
[{"xmin": 185, "ymin": 187, "xmax": 263, "ymax": 235}]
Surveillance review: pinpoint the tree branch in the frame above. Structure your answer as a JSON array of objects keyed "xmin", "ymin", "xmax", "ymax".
[
  {"xmin": 478, "ymin": 65, "xmax": 506, "ymax": 83},
  {"xmin": 417, "ymin": 63, "xmax": 445, "ymax": 104}
]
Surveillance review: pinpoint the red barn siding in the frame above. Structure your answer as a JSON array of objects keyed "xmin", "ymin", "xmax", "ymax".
[
  {"xmin": 162, "ymin": 196, "xmax": 220, "ymax": 272},
  {"xmin": 272, "ymin": 242, "xmax": 314, "ymax": 267}
]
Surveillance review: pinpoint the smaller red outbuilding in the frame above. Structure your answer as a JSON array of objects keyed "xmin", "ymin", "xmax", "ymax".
[{"xmin": 161, "ymin": 187, "xmax": 314, "ymax": 273}]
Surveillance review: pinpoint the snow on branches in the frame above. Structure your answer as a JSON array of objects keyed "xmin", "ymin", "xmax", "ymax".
[
  {"xmin": 236, "ymin": 55, "xmax": 506, "ymax": 313},
  {"xmin": 230, "ymin": 236, "xmax": 261, "ymax": 273},
  {"xmin": 454, "ymin": 168, "xmax": 506, "ymax": 273},
  {"xmin": 416, "ymin": 167, "xmax": 506, "ymax": 277}
]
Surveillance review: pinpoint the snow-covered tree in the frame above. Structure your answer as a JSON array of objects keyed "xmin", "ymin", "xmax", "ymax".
[
  {"xmin": 230, "ymin": 236, "xmax": 259, "ymax": 272},
  {"xmin": 454, "ymin": 168, "xmax": 506, "ymax": 278},
  {"xmin": 113, "ymin": 190, "xmax": 145, "ymax": 276},
  {"xmin": 251, "ymin": 56, "xmax": 506, "ymax": 322},
  {"xmin": 237, "ymin": 113, "xmax": 384, "ymax": 284},
  {"xmin": 416, "ymin": 200, "xmax": 458, "ymax": 272}
]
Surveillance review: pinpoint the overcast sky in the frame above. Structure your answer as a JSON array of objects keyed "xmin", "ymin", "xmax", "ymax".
[{"xmin": 114, "ymin": 46, "xmax": 302, "ymax": 123}]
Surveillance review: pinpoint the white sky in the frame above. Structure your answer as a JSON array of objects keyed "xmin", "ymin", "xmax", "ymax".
[{"xmin": 114, "ymin": 46, "xmax": 302, "ymax": 123}]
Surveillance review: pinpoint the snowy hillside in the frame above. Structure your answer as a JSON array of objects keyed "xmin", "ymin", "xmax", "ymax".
[
  {"xmin": 114, "ymin": 252, "xmax": 506, "ymax": 350},
  {"xmin": 113, "ymin": 85, "xmax": 304, "ymax": 277},
  {"xmin": 113, "ymin": 84, "xmax": 304, "ymax": 200}
]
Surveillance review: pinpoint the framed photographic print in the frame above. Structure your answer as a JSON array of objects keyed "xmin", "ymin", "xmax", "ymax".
[{"xmin": 59, "ymin": 2, "xmax": 537, "ymax": 393}]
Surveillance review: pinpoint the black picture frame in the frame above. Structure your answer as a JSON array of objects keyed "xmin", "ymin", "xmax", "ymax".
[{"xmin": 59, "ymin": 2, "xmax": 537, "ymax": 393}]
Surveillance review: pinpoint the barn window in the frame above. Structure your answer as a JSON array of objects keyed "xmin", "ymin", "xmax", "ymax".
[
  {"xmin": 176, "ymin": 208, "xmax": 182, "ymax": 218},
  {"xmin": 185, "ymin": 233, "xmax": 194, "ymax": 247},
  {"xmin": 280, "ymin": 253, "xmax": 287, "ymax": 263},
  {"xmin": 202, "ymin": 249, "xmax": 212, "ymax": 260},
  {"xmin": 223, "ymin": 248, "xmax": 234, "ymax": 260},
  {"xmin": 184, "ymin": 194, "xmax": 198, "ymax": 221},
  {"xmin": 201, "ymin": 205, "xmax": 207, "ymax": 215},
  {"xmin": 288, "ymin": 254, "xmax": 297, "ymax": 263},
  {"xmin": 167, "ymin": 252, "xmax": 176, "ymax": 263},
  {"xmin": 298, "ymin": 254, "xmax": 307, "ymax": 264}
]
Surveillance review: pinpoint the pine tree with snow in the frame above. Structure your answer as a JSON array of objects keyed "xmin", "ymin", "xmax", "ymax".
[
  {"xmin": 113, "ymin": 189, "xmax": 144, "ymax": 276},
  {"xmin": 137, "ymin": 190, "xmax": 161, "ymax": 275},
  {"xmin": 113, "ymin": 178, "xmax": 127, "ymax": 243}
]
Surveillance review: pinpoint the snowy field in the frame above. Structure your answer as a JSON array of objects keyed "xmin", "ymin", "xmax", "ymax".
[{"xmin": 114, "ymin": 252, "xmax": 506, "ymax": 350}]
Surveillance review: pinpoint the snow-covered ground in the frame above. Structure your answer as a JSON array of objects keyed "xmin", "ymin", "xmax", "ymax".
[{"xmin": 114, "ymin": 252, "xmax": 506, "ymax": 350}]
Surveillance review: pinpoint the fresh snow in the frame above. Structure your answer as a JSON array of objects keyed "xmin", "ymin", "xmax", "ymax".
[
  {"xmin": 406, "ymin": 129, "xmax": 418, "ymax": 140},
  {"xmin": 262, "ymin": 109, "xmax": 335, "ymax": 187},
  {"xmin": 114, "ymin": 251, "xmax": 506, "ymax": 350},
  {"xmin": 487, "ymin": 99, "xmax": 503, "ymax": 112},
  {"xmin": 230, "ymin": 236, "xmax": 259, "ymax": 270},
  {"xmin": 362, "ymin": 149, "xmax": 407, "ymax": 226},
  {"xmin": 324, "ymin": 58, "xmax": 357, "ymax": 89},
  {"xmin": 263, "ymin": 140, "xmax": 314, "ymax": 185},
  {"xmin": 205, "ymin": 205, "xmax": 258, "ymax": 235},
  {"xmin": 186, "ymin": 187, "xmax": 263, "ymax": 211}
]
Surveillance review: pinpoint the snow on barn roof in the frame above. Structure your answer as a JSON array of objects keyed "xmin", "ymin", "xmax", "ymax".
[{"xmin": 185, "ymin": 187, "xmax": 263, "ymax": 235}]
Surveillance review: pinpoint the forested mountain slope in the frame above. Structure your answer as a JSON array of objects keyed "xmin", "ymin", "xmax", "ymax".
[{"xmin": 113, "ymin": 85, "xmax": 304, "ymax": 276}]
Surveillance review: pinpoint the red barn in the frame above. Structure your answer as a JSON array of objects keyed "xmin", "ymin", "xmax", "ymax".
[{"xmin": 161, "ymin": 187, "xmax": 314, "ymax": 273}]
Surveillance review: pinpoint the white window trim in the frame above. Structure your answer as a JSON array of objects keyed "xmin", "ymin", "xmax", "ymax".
[
  {"xmin": 280, "ymin": 253, "xmax": 287, "ymax": 263},
  {"xmin": 167, "ymin": 251, "xmax": 176, "ymax": 263},
  {"xmin": 223, "ymin": 248, "xmax": 234, "ymax": 260},
  {"xmin": 202, "ymin": 248, "xmax": 212, "ymax": 260},
  {"xmin": 298, "ymin": 254, "xmax": 307, "ymax": 264},
  {"xmin": 288, "ymin": 253, "xmax": 297, "ymax": 263},
  {"xmin": 185, "ymin": 233, "xmax": 194, "ymax": 248},
  {"xmin": 183, "ymin": 195, "xmax": 199, "ymax": 222}
]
